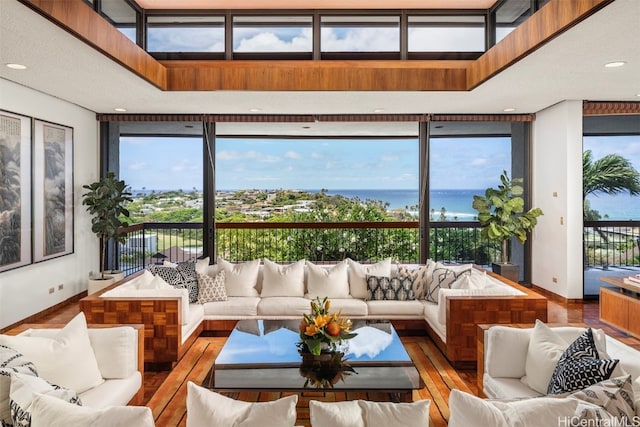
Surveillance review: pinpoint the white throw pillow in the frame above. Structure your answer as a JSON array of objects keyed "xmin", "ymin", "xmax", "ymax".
[
  {"xmin": 0, "ymin": 313, "xmax": 104, "ymax": 394},
  {"xmin": 358, "ymin": 399, "xmax": 430, "ymax": 427},
  {"xmin": 186, "ymin": 382, "xmax": 298, "ymax": 427},
  {"xmin": 309, "ymin": 399, "xmax": 430, "ymax": 427},
  {"xmin": 196, "ymin": 257, "xmax": 210, "ymax": 275},
  {"xmin": 9, "ymin": 372, "xmax": 82, "ymax": 427},
  {"xmin": 217, "ymin": 258, "xmax": 261, "ymax": 297},
  {"xmin": 448, "ymin": 389, "xmax": 507, "ymax": 427},
  {"xmin": 424, "ymin": 262, "xmax": 472, "ymax": 303},
  {"xmin": 347, "ymin": 258, "xmax": 392, "ymax": 299},
  {"xmin": 0, "ymin": 345, "xmax": 38, "ymax": 425},
  {"xmin": 306, "ymin": 260, "xmax": 350, "ymax": 299},
  {"xmin": 309, "ymin": 400, "xmax": 364, "ymax": 427},
  {"xmin": 137, "ymin": 272, "xmax": 173, "ymax": 290},
  {"xmin": 261, "ymin": 259, "xmax": 305, "ymax": 297},
  {"xmin": 30, "ymin": 393, "xmax": 154, "ymax": 427},
  {"xmin": 521, "ymin": 320, "xmax": 569, "ymax": 394}
]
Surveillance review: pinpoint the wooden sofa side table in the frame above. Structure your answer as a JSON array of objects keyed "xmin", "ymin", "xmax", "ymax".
[{"xmin": 599, "ymin": 276, "xmax": 640, "ymax": 339}]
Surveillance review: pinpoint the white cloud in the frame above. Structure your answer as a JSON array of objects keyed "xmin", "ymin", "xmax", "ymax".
[
  {"xmin": 321, "ymin": 28, "xmax": 399, "ymax": 52},
  {"xmin": 469, "ymin": 158, "xmax": 489, "ymax": 166},
  {"xmin": 284, "ymin": 151, "xmax": 302, "ymax": 160},
  {"xmin": 171, "ymin": 159, "xmax": 199, "ymax": 172},
  {"xmin": 235, "ymin": 28, "xmax": 312, "ymax": 52},
  {"xmin": 311, "ymin": 152, "xmax": 323, "ymax": 159},
  {"xmin": 380, "ymin": 154, "xmax": 399, "ymax": 162},
  {"xmin": 218, "ymin": 150, "xmax": 281, "ymax": 163},
  {"xmin": 128, "ymin": 161, "xmax": 148, "ymax": 170}
]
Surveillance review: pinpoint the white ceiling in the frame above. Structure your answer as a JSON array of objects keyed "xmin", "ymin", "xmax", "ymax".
[
  {"xmin": 134, "ymin": 0, "xmax": 499, "ymax": 10},
  {"xmin": 1, "ymin": 0, "xmax": 639, "ymax": 136}
]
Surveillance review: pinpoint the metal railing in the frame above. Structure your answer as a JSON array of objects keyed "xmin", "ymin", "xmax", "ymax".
[
  {"xmin": 115, "ymin": 220, "xmax": 503, "ymax": 275},
  {"xmin": 583, "ymin": 220, "xmax": 640, "ymax": 268}
]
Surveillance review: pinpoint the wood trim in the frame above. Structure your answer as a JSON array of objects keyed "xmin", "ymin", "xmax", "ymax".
[
  {"xmin": 161, "ymin": 60, "xmax": 470, "ymax": 91},
  {"xmin": 583, "ymin": 101, "xmax": 640, "ymax": 116},
  {"xmin": 18, "ymin": 0, "xmax": 167, "ymax": 90},
  {"xmin": 467, "ymin": 0, "xmax": 614, "ymax": 90}
]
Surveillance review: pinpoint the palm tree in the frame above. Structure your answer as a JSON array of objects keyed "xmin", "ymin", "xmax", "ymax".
[
  {"xmin": 583, "ymin": 150, "xmax": 640, "ymax": 207},
  {"xmin": 582, "ymin": 150, "xmax": 640, "ymax": 267}
]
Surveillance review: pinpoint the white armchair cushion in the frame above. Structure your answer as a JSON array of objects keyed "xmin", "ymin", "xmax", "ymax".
[
  {"xmin": 30, "ymin": 393, "xmax": 154, "ymax": 427},
  {"xmin": 347, "ymin": 258, "xmax": 392, "ymax": 299},
  {"xmin": 309, "ymin": 400, "xmax": 364, "ymax": 427},
  {"xmin": 86, "ymin": 327, "xmax": 138, "ymax": 379},
  {"xmin": 0, "ymin": 313, "xmax": 104, "ymax": 394},
  {"xmin": 306, "ymin": 260, "xmax": 350, "ymax": 299},
  {"xmin": 217, "ymin": 258, "xmax": 261, "ymax": 297},
  {"xmin": 261, "ymin": 259, "xmax": 305, "ymax": 297},
  {"xmin": 186, "ymin": 382, "xmax": 297, "ymax": 427}
]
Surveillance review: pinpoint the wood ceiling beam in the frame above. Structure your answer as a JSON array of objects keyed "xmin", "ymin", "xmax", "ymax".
[{"xmin": 18, "ymin": 0, "xmax": 613, "ymax": 93}]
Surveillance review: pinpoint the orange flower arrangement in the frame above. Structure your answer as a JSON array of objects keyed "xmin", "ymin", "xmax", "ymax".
[{"xmin": 298, "ymin": 297, "xmax": 357, "ymax": 356}]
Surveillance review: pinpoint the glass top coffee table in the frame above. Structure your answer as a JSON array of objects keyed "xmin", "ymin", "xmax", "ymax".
[{"xmin": 203, "ymin": 319, "xmax": 424, "ymax": 401}]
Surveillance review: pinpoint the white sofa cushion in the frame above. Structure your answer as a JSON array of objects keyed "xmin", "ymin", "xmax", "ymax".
[
  {"xmin": 322, "ymin": 298, "xmax": 368, "ymax": 317},
  {"xmin": 309, "ymin": 399, "xmax": 430, "ymax": 427},
  {"xmin": 261, "ymin": 259, "xmax": 305, "ymax": 297},
  {"xmin": 78, "ymin": 373, "xmax": 142, "ymax": 409},
  {"xmin": 217, "ymin": 258, "xmax": 261, "ymax": 297},
  {"xmin": 186, "ymin": 382, "xmax": 297, "ymax": 427},
  {"xmin": 347, "ymin": 258, "xmax": 391, "ymax": 299},
  {"xmin": 30, "ymin": 393, "xmax": 154, "ymax": 427},
  {"xmin": 306, "ymin": 260, "xmax": 350, "ymax": 299},
  {"xmin": 87, "ymin": 326, "xmax": 138, "ymax": 379},
  {"xmin": 366, "ymin": 300, "xmax": 425, "ymax": 316},
  {"xmin": 257, "ymin": 297, "xmax": 312, "ymax": 316},
  {"xmin": 0, "ymin": 313, "xmax": 104, "ymax": 394},
  {"xmin": 202, "ymin": 297, "xmax": 261, "ymax": 316}
]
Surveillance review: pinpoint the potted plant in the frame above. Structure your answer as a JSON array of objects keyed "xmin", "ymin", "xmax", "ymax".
[
  {"xmin": 472, "ymin": 170, "xmax": 543, "ymax": 282},
  {"xmin": 82, "ymin": 172, "xmax": 132, "ymax": 293}
]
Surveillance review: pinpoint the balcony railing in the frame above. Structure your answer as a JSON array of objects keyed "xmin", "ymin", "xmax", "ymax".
[
  {"xmin": 583, "ymin": 220, "xmax": 640, "ymax": 268},
  {"xmin": 115, "ymin": 220, "xmax": 639, "ymax": 277}
]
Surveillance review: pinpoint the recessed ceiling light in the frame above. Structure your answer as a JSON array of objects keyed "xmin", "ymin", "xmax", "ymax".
[
  {"xmin": 604, "ymin": 61, "xmax": 626, "ymax": 68},
  {"xmin": 373, "ymin": 108, "xmax": 385, "ymax": 113},
  {"xmin": 503, "ymin": 108, "xmax": 516, "ymax": 112},
  {"xmin": 113, "ymin": 107, "xmax": 127, "ymax": 112},
  {"xmin": 6, "ymin": 63, "xmax": 27, "ymax": 70},
  {"xmin": 636, "ymin": 93, "xmax": 640, "ymax": 97},
  {"xmin": 184, "ymin": 125, "xmax": 194, "ymax": 129},
  {"xmin": 302, "ymin": 126, "xmax": 311, "ymax": 129},
  {"xmin": 249, "ymin": 108, "xmax": 262, "ymax": 113}
]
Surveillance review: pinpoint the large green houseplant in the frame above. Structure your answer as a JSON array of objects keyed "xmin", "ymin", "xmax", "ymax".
[
  {"xmin": 472, "ymin": 171, "xmax": 543, "ymax": 271},
  {"xmin": 82, "ymin": 172, "xmax": 132, "ymax": 280}
]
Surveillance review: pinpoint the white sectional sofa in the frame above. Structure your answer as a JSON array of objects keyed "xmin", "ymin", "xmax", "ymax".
[{"xmin": 80, "ymin": 258, "xmax": 547, "ymax": 367}]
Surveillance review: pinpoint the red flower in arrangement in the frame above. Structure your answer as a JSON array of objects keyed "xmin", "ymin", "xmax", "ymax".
[{"xmin": 297, "ymin": 297, "xmax": 357, "ymax": 356}]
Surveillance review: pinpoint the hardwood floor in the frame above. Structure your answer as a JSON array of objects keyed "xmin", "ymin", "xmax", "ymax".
[{"xmin": 19, "ymin": 295, "xmax": 640, "ymax": 426}]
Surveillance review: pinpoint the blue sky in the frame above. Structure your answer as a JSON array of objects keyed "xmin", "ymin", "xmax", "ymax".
[
  {"xmin": 120, "ymin": 136, "xmax": 514, "ymax": 191},
  {"xmin": 120, "ymin": 135, "xmax": 640, "ymax": 192}
]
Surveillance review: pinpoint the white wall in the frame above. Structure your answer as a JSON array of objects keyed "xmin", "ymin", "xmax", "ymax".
[
  {"xmin": 531, "ymin": 100, "xmax": 584, "ymax": 299},
  {"xmin": 0, "ymin": 79, "xmax": 99, "ymax": 329}
]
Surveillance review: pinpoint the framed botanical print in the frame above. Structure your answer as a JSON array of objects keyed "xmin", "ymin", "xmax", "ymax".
[
  {"xmin": 0, "ymin": 110, "xmax": 32, "ymax": 272},
  {"xmin": 33, "ymin": 119, "xmax": 74, "ymax": 262}
]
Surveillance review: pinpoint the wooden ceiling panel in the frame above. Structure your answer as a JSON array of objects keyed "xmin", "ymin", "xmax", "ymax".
[{"xmin": 134, "ymin": 0, "xmax": 499, "ymax": 10}]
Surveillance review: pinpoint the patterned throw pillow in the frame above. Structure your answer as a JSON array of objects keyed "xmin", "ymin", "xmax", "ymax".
[
  {"xmin": 9, "ymin": 372, "xmax": 82, "ymax": 427},
  {"xmin": 397, "ymin": 261, "xmax": 434, "ymax": 300},
  {"xmin": 149, "ymin": 260, "xmax": 199, "ymax": 303},
  {"xmin": 365, "ymin": 275, "xmax": 415, "ymax": 301},
  {"xmin": 547, "ymin": 328, "xmax": 619, "ymax": 395},
  {"xmin": 1, "ymin": 346, "xmax": 38, "ymax": 426},
  {"xmin": 424, "ymin": 263, "xmax": 472, "ymax": 303},
  {"xmin": 571, "ymin": 375, "xmax": 636, "ymax": 424},
  {"xmin": 197, "ymin": 271, "xmax": 227, "ymax": 303}
]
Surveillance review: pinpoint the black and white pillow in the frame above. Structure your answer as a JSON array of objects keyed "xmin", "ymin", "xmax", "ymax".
[
  {"xmin": 397, "ymin": 260, "xmax": 434, "ymax": 300},
  {"xmin": 366, "ymin": 275, "xmax": 415, "ymax": 301},
  {"xmin": 9, "ymin": 371, "xmax": 82, "ymax": 427},
  {"xmin": 1, "ymin": 346, "xmax": 38, "ymax": 426},
  {"xmin": 570, "ymin": 375, "xmax": 636, "ymax": 424},
  {"xmin": 547, "ymin": 328, "xmax": 619, "ymax": 395},
  {"xmin": 424, "ymin": 263, "xmax": 472, "ymax": 303},
  {"xmin": 149, "ymin": 260, "xmax": 199, "ymax": 303}
]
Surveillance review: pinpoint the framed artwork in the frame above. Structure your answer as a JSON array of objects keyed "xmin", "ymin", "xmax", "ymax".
[
  {"xmin": 0, "ymin": 110, "xmax": 32, "ymax": 272},
  {"xmin": 33, "ymin": 119, "xmax": 74, "ymax": 262}
]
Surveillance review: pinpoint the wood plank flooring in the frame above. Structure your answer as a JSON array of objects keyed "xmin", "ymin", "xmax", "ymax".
[{"xmin": 13, "ymin": 294, "xmax": 640, "ymax": 427}]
